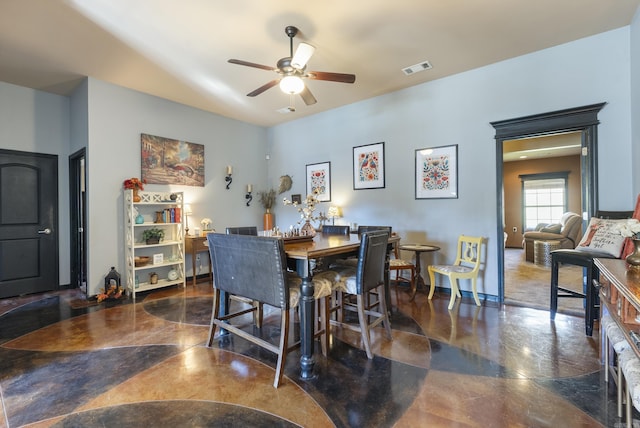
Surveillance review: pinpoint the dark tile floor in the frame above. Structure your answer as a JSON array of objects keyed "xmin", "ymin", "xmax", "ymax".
[{"xmin": 0, "ymin": 282, "xmax": 628, "ymax": 427}]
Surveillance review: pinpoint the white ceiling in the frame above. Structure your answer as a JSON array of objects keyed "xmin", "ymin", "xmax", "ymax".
[{"xmin": 1, "ymin": 0, "xmax": 638, "ymax": 127}]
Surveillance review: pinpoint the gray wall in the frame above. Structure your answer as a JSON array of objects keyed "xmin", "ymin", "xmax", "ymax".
[
  {"xmin": 1, "ymin": 19, "xmax": 639, "ymax": 299},
  {"xmin": 268, "ymin": 27, "xmax": 636, "ymax": 299},
  {"xmin": 0, "ymin": 81, "xmax": 72, "ymax": 285}
]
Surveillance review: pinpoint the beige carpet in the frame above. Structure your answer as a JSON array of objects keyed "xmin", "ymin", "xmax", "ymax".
[{"xmin": 504, "ymin": 247, "xmax": 585, "ymax": 316}]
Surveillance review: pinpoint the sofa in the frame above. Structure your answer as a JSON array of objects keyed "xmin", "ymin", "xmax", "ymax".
[{"xmin": 522, "ymin": 212, "xmax": 582, "ymax": 263}]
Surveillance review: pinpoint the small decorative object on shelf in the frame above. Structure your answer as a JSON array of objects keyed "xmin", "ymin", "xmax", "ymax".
[
  {"xmin": 283, "ymin": 189, "xmax": 321, "ymax": 238},
  {"xmin": 618, "ymin": 219, "xmax": 640, "ymax": 270},
  {"xmin": 123, "ymin": 177, "xmax": 146, "ymax": 202},
  {"xmin": 168, "ymin": 269, "xmax": 179, "ymax": 281},
  {"xmin": 143, "ymin": 228, "xmax": 164, "ymax": 245},
  {"xmin": 149, "ymin": 272, "xmax": 158, "ymax": 284}
]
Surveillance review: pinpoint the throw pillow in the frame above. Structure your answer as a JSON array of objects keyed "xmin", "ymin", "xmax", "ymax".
[
  {"xmin": 540, "ymin": 223, "xmax": 562, "ymax": 234},
  {"xmin": 576, "ymin": 218, "xmax": 628, "ymax": 257}
]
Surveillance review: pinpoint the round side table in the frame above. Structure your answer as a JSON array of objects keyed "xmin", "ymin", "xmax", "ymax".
[{"xmin": 399, "ymin": 244, "xmax": 440, "ymax": 300}]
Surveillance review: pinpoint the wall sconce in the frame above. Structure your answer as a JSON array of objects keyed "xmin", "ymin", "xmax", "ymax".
[
  {"xmin": 183, "ymin": 204, "xmax": 193, "ymax": 235},
  {"xmin": 327, "ymin": 206, "xmax": 342, "ymax": 225},
  {"xmin": 245, "ymin": 184, "xmax": 253, "ymax": 206},
  {"xmin": 225, "ymin": 165, "xmax": 233, "ymax": 190}
]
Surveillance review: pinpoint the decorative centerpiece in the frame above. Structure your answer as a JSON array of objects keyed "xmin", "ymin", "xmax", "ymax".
[
  {"xmin": 618, "ymin": 219, "xmax": 640, "ymax": 270},
  {"xmin": 201, "ymin": 218, "xmax": 213, "ymax": 235},
  {"xmin": 123, "ymin": 177, "xmax": 146, "ymax": 202},
  {"xmin": 142, "ymin": 228, "xmax": 164, "ymax": 245},
  {"xmin": 283, "ymin": 190, "xmax": 321, "ymax": 237}
]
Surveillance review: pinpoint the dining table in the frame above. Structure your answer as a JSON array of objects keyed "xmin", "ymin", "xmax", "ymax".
[{"xmin": 284, "ymin": 232, "xmax": 400, "ymax": 380}]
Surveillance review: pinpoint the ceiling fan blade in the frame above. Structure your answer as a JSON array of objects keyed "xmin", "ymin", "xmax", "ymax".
[
  {"xmin": 291, "ymin": 42, "xmax": 315, "ymax": 69},
  {"xmin": 228, "ymin": 59, "xmax": 276, "ymax": 71},
  {"xmin": 299, "ymin": 85, "xmax": 317, "ymax": 105},
  {"xmin": 307, "ymin": 71, "xmax": 356, "ymax": 84},
  {"xmin": 247, "ymin": 79, "xmax": 280, "ymax": 97}
]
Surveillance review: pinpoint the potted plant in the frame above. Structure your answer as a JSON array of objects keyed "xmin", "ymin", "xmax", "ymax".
[{"xmin": 142, "ymin": 228, "xmax": 164, "ymax": 244}]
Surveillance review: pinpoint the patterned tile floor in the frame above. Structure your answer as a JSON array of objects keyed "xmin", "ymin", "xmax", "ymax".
[{"xmin": 0, "ymin": 282, "xmax": 629, "ymax": 427}]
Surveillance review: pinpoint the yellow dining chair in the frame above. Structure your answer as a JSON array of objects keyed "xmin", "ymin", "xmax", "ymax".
[{"xmin": 428, "ymin": 235, "xmax": 483, "ymax": 310}]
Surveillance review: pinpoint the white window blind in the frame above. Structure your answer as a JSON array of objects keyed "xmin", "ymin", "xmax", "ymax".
[{"xmin": 523, "ymin": 178, "xmax": 566, "ymax": 229}]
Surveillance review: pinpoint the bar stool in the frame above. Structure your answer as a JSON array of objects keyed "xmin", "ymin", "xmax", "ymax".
[{"xmin": 550, "ymin": 210, "xmax": 634, "ymax": 336}]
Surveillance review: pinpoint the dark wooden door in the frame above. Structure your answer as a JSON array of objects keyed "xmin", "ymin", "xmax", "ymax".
[{"xmin": 0, "ymin": 149, "xmax": 58, "ymax": 298}]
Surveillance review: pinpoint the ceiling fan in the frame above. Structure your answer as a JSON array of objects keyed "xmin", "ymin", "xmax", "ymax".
[{"xmin": 228, "ymin": 26, "xmax": 356, "ymax": 106}]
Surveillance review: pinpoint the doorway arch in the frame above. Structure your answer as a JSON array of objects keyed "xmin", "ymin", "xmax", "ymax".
[{"xmin": 491, "ymin": 103, "xmax": 605, "ymax": 302}]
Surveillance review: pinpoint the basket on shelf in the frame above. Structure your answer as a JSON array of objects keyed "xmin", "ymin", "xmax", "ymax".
[{"xmin": 134, "ymin": 256, "xmax": 150, "ymax": 267}]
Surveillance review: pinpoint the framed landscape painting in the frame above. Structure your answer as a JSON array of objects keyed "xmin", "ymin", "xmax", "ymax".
[
  {"xmin": 141, "ymin": 133, "xmax": 205, "ymax": 187},
  {"xmin": 415, "ymin": 144, "xmax": 458, "ymax": 199},
  {"xmin": 306, "ymin": 161, "xmax": 331, "ymax": 202},
  {"xmin": 353, "ymin": 142, "xmax": 385, "ymax": 190}
]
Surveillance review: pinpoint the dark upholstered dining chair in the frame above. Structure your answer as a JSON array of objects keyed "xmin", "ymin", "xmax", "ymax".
[
  {"xmin": 225, "ymin": 226, "xmax": 261, "ymax": 326},
  {"xmin": 207, "ymin": 233, "xmax": 332, "ymax": 387},
  {"xmin": 331, "ymin": 230, "xmax": 393, "ymax": 359},
  {"xmin": 551, "ymin": 210, "xmax": 634, "ymax": 336},
  {"xmin": 321, "ymin": 225, "xmax": 350, "ymax": 235}
]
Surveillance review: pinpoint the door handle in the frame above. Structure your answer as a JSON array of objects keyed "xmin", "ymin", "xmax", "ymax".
[{"xmin": 38, "ymin": 228, "xmax": 51, "ymax": 235}]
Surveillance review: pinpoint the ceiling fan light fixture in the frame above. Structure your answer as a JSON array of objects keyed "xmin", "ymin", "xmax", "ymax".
[
  {"xmin": 280, "ymin": 75, "xmax": 304, "ymax": 94},
  {"xmin": 291, "ymin": 42, "xmax": 315, "ymax": 69}
]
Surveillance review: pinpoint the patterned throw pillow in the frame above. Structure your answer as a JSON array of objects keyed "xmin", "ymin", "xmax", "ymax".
[
  {"xmin": 540, "ymin": 224, "xmax": 562, "ymax": 234},
  {"xmin": 576, "ymin": 218, "xmax": 628, "ymax": 257}
]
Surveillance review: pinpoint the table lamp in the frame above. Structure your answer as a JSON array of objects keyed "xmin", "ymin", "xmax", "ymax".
[
  {"xmin": 184, "ymin": 204, "xmax": 193, "ymax": 235},
  {"xmin": 327, "ymin": 206, "xmax": 342, "ymax": 225}
]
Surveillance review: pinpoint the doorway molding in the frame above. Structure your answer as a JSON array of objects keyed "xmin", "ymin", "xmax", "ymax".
[{"xmin": 491, "ymin": 103, "xmax": 605, "ymax": 302}]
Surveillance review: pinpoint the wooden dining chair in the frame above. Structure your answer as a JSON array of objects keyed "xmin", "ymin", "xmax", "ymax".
[
  {"xmin": 207, "ymin": 233, "xmax": 331, "ymax": 387},
  {"xmin": 331, "ymin": 230, "xmax": 393, "ymax": 358},
  {"xmin": 428, "ymin": 235, "xmax": 483, "ymax": 310}
]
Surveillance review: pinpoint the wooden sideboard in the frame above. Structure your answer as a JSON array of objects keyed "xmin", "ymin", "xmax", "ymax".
[
  {"xmin": 185, "ymin": 236, "xmax": 212, "ymax": 286},
  {"xmin": 596, "ymin": 258, "xmax": 640, "ymax": 355}
]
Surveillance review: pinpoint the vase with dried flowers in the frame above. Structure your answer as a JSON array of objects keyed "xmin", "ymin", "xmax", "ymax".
[
  {"xmin": 283, "ymin": 190, "xmax": 321, "ymax": 237},
  {"xmin": 123, "ymin": 177, "xmax": 146, "ymax": 202},
  {"xmin": 259, "ymin": 189, "xmax": 277, "ymax": 231},
  {"xmin": 618, "ymin": 219, "xmax": 640, "ymax": 270}
]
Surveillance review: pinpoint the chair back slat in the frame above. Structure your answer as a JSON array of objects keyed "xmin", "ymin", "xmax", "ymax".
[
  {"xmin": 208, "ymin": 233, "xmax": 289, "ymax": 309},
  {"xmin": 455, "ymin": 235, "xmax": 483, "ymax": 272},
  {"xmin": 357, "ymin": 230, "xmax": 390, "ymax": 294},
  {"xmin": 225, "ymin": 226, "xmax": 258, "ymax": 236}
]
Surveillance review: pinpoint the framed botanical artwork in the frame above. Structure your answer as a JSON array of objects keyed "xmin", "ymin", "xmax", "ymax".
[
  {"xmin": 353, "ymin": 142, "xmax": 385, "ymax": 190},
  {"xmin": 415, "ymin": 144, "xmax": 458, "ymax": 199},
  {"xmin": 306, "ymin": 161, "xmax": 331, "ymax": 202},
  {"xmin": 141, "ymin": 133, "xmax": 205, "ymax": 186}
]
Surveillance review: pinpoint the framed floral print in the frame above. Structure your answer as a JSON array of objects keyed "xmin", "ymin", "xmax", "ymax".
[
  {"xmin": 415, "ymin": 144, "xmax": 458, "ymax": 199},
  {"xmin": 306, "ymin": 161, "xmax": 331, "ymax": 202},
  {"xmin": 353, "ymin": 142, "xmax": 385, "ymax": 190}
]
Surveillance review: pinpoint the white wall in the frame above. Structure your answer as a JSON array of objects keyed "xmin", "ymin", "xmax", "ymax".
[
  {"xmin": 0, "ymin": 81, "xmax": 72, "ymax": 285},
  {"xmin": 268, "ymin": 28, "xmax": 635, "ymax": 299},
  {"xmin": 84, "ymin": 78, "xmax": 267, "ymax": 296}
]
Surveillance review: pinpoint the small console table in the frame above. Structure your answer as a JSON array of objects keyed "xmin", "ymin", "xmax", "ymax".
[
  {"xmin": 185, "ymin": 236, "xmax": 212, "ymax": 286},
  {"xmin": 596, "ymin": 258, "xmax": 640, "ymax": 354}
]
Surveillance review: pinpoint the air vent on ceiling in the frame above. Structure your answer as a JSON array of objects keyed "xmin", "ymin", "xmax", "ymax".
[{"xmin": 402, "ymin": 60, "xmax": 432, "ymax": 76}]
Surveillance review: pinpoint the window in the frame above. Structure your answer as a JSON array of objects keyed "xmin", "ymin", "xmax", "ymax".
[{"xmin": 520, "ymin": 172, "xmax": 569, "ymax": 230}]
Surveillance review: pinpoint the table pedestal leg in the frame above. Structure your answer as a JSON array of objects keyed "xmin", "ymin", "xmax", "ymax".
[
  {"xmin": 410, "ymin": 253, "xmax": 425, "ymax": 301},
  {"xmin": 297, "ymin": 259, "xmax": 316, "ymax": 380}
]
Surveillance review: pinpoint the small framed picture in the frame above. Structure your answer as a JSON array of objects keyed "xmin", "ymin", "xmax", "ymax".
[
  {"xmin": 353, "ymin": 142, "xmax": 385, "ymax": 190},
  {"xmin": 153, "ymin": 253, "xmax": 164, "ymax": 265},
  {"xmin": 306, "ymin": 161, "xmax": 331, "ymax": 202},
  {"xmin": 415, "ymin": 144, "xmax": 458, "ymax": 199},
  {"xmin": 291, "ymin": 194, "xmax": 302, "ymax": 204}
]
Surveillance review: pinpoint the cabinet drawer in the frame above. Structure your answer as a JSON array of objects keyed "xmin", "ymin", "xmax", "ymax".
[{"xmin": 187, "ymin": 237, "xmax": 209, "ymax": 253}]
